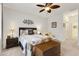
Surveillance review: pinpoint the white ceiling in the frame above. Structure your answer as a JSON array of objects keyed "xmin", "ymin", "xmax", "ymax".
[{"xmin": 3, "ymin": 3, "xmax": 79, "ymax": 18}]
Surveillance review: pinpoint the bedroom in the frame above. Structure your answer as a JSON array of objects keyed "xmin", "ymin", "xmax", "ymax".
[{"xmin": 0, "ymin": 3, "xmax": 79, "ymax": 56}]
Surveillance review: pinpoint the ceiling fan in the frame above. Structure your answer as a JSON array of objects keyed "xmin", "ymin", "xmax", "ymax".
[{"xmin": 36, "ymin": 3, "xmax": 60, "ymax": 13}]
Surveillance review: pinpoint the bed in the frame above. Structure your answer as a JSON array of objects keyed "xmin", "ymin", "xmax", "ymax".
[
  {"xmin": 18, "ymin": 27, "xmax": 60, "ymax": 56},
  {"xmin": 19, "ymin": 27, "xmax": 44, "ymax": 55}
]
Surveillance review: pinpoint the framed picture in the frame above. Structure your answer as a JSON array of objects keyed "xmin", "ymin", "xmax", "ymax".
[{"xmin": 51, "ymin": 22, "xmax": 57, "ymax": 28}]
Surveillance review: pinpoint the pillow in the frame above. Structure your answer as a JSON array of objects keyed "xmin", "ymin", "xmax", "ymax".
[
  {"xmin": 20, "ymin": 30, "xmax": 23, "ymax": 36},
  {"xmin": 25, "ymin": 30, "xmax": 28, "ymax": 35},
  {"xmin": 33, "ymin": 30, "xmax": 37, "ymax": 34},
  {"xmin": 28, "ymin": 29, "xmax": 33, "ymax": 35},
  {"xmin": 21, "ymin": 30, "xmax": 28, "ymax": 35}
]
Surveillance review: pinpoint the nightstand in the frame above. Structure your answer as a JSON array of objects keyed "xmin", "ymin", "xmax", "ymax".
[{"xmin": 6, "ymin": 37, "xmax": 19, "ymax": 49}]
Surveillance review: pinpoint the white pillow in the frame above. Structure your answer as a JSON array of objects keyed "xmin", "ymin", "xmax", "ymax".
[
  {"xmin": 25, "ymin": 30, "xmax": 28, "ymax": 35},
  {"xmin": 33, "ymin": 30, "xmax": 37, "ymax": 34},
  {"xmin": 21, "ymin": 30, "xmax": 28, "ymax": 35},
  {"xmin": 20, "ymin": 30, "xmax": 23, "ymax": 36}
]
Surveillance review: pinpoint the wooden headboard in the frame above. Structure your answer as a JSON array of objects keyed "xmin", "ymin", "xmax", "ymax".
[{"xmin": 19, "ymin": 27, "xmax": 37, "ymax": 36}]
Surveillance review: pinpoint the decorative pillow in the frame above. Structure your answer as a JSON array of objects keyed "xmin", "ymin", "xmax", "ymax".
[
  {"xmin": 25, "ymin": 30, "xmax": 28, "ymax": 35},
  {"xmin": 33, "ymin": 30, "xmax": 37, "ymax": 34},
  {"xmin": 20, "ymin": 30, "xmax": 23, "ymax": 35},
  {"xmin": 21, "ymin": 30, "xmax": 28, "ymax": 35},
  {"xmin": 28, "ymin": 29, "xmax": 33, "ymax": 35}
]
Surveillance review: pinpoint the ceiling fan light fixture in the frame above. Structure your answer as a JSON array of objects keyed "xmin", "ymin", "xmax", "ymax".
[
  {"xmin": 45, "ymin": 7, "xmax": 50, "ymax": 11},
  {"xmin": 36, "ymin": 3, "xmax": 60, "ymax": 13}
]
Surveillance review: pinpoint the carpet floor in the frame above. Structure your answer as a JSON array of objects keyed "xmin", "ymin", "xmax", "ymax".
[{"xmin": 0, "ymin": 40, "xmax": 79, "ymax": 56}]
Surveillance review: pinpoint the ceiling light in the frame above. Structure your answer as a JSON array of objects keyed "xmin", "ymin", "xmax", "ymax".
[
  {"xmin": 36, "ymin": 3, "xmax": 60, "ymax": 13},
  {"xmin": 45, "ymin": 7, "xmax": 50, "ymax": 11}
]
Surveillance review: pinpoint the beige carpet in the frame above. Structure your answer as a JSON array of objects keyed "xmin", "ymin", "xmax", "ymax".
[
  {"xmin": 61, "ymin": 39, "xmax": 79, "ymax": 56},
  {"xmin": 0, "ymin": 47, "xmax": 24, "ymax": 56},
  {"xmin": 0, "ymin": 40, "xmax": 79, "ymax": 56}
]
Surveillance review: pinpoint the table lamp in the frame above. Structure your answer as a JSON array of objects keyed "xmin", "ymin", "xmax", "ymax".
[{"xmin": 10, "ymin": 28, "xmax": 15, "ymax": 38}]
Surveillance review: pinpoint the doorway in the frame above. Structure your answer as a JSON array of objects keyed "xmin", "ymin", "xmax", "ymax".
[{"xmin": 63, "ymin": 10, "xmax": 78, "ymax": 45}]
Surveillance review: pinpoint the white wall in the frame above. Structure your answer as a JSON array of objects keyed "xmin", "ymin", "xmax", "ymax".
[
  {"xmin": 48, "ymin": 15, "xmax": 64, "ymax": 41},
  {"xmin": 3, "ymin": 6, "xmax": 48, "ymax": 48},
  {"xmin": 48, "ymin": 9, "xmax": 79, "ymax": 42},
  {"xmin": 0, "ymin": 3, "xmax": 2, "ymax": 53}
]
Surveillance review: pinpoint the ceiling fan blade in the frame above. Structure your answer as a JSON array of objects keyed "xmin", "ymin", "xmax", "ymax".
[
  {"xmin": 45, "ymin": 3, "xmax": 48, "ymax": 6},
  {"xmin": 39, "ymin": 9, "xmax": 45, "ymax": 12},
  {"xmin": 47, "ymin": 3, "xmax": 53, "ymax": 6},
  {"xmin": 47, "ymin": 9, "xmax": 51, "ymax": 13},
  {"xmin": 50, "ymin": 5, "xmax": 60, "ymax": 9},
  {"xmin": 36, "ymin": 4, "xmax": 45, "ymax": 7}
]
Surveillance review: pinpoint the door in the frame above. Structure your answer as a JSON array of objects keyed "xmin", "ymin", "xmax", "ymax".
[
  {"xmin": 69, "ymin": 15, "xmax": 78, "ymax": 44},
  {"xmin": 64, "ymin": 14, "xmax": 78, "ymax": 45}
]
